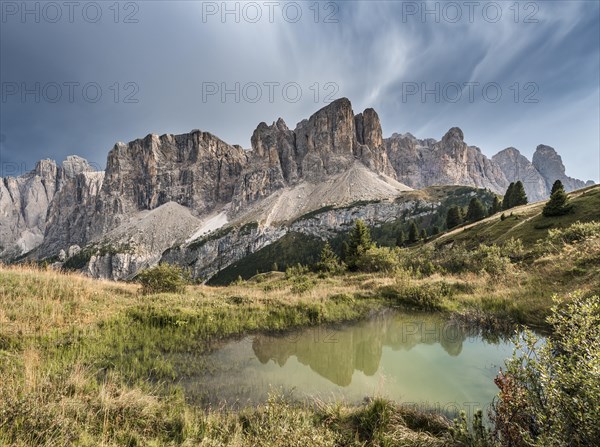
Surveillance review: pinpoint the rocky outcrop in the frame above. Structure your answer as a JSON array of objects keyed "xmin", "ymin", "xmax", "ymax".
[
  {"xmin": 231, "ymin": 120, "xmax": 290, "ymax": 211},
  {"xmin": 492, "ymin": 147, "xmax": 548, "ymax": 202},
  {"xmin": 85, "ymin": 131, "xmax": 247, "ymax": 241},
  {"xmin": 0, "ymin": 156, "xmax": 95, "ymax": 258},
  {"xmin": 354, "ymin": 108, "xmax": 396, "ymax": 177},
  {"xmin": 385, "ymin": 128, "xmax": 509, "ymax": 193},
  {"xmin": 532, "ymin": 145, "xmax": 588, "ymax": 193},
  {"xmin": 39, "ymin": 170, "xmax": 105, "ymax": 257},
  {"xmin": 233, "ymin": 99, "xmax": 397, "ymax": 213}
]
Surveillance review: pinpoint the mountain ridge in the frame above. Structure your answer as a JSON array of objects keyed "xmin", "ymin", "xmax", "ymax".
[{"xmin": 0, "ymin": 98, "xmax": 593, "ymax": 279}]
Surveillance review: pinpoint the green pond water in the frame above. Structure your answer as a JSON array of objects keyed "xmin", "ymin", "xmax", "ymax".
[{"xmin": 182, "ymin": 311, "xmax": 516, "ymax": 417}]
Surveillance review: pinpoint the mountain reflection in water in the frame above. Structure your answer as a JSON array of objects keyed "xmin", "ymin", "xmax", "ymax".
[
  {"xmin": 182, "ymin": 311, "xmax": 514, "ymax": 409},
  {"xmin": 252, "ymin": 313, "xmax": 468, "ymax": 387}
]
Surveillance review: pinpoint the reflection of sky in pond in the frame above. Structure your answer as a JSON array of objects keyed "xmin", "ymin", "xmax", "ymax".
[{"xmin": 180, "ymin": 312, "xmax": 515, "ymax": 415}]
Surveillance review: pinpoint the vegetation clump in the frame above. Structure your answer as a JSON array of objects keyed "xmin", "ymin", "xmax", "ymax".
[
  {"xmin": 490, "ymin": 293, "xmax": 600, "ymax": 447},
  {"xmin": 136, "ymin": 263, "xmax": 189, "ymax": 295},
  {"xmin": 503, "ymin": 181, "xmax": 528, "ymax": 210}
]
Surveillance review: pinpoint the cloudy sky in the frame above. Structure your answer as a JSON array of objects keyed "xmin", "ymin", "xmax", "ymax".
[{"xmin": 1, "ymin": 1, "xmax": 599, "ymax": 181}]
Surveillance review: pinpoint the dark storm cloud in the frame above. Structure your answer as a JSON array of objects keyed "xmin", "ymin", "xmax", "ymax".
[{"xmin": 1, "ymin": 1, "xmax": 598, "ymax": 181}]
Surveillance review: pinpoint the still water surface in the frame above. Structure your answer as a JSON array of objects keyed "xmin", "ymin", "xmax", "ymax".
[{"xmin": 183, "ymin": 311, "xmax": 515, "ymax": 415}]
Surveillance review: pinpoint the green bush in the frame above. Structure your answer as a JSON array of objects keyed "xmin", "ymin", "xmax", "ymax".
[
  {"xmin": 380, "ymin": 282, "xmax": 450, "ymax": 310},
  {"xmin": 490, "ymin": 293, "xmax": 600, "ymax": 446},
  {"xmin": 285, "ymin": 264, "xmax": 310, "ymax": 279},
  {"xmin": 470, "ymin": 244, "xmax": 514, "ymax": 276},
  {"xmin": 548, "ymin": 221, "xmax": 600, "ymax": 245},
  {"xmin": 355, "ymin": 246, "xmax": 401, "ymax": 273},
  {"xmin": 136, "ymin": 263, "xmax": 190, "ymax": 295}
]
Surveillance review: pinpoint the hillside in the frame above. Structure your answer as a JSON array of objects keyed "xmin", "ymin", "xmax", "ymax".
[{"xmin": 433, "ymin": 184, "xmax": 600, "ymax": 248}]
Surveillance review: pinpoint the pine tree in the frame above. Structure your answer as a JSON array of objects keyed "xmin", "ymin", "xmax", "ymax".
[
  {"xmin": 344, "ymin": 220, "xmax": 373, "ymax": 269},
  {"xmin": 408, "ymin": 221, "xmax": 419, "ymax": 244},
  {"xmin": 430, "ymin": 225, "xmax": 440, "ymax": 236},
  {"xmin": 316, "ymin": 242, "xmax": 342, "ymax": 273},
  {"xmin": 466, "ymin": 197, "xmax": 486, "ymax": 222},
  {"xmin": 510, "ymin": 181, "xmax": 528, "ymax": 207},
  {"xmin": 550, "ymin": 179, "xmax": 564, "ymax": 195},
  {"xmin": 489, "ymin": 196, "xmax": 502, "ymax": 216},
  {"xmin": 502, "ymin": 182, "xmax": 515, "ymax": 210},
  {"xmin": 543, "ymin": 180, "xmax": 573, "ymax": 217},
  {"xmin": 419, "ymin": 229, "xmax": 427, "ymax": 240},
  {"xmin": 446, "ymin": 206, "xmax": 463, "ymax": 229},
  {"xmin": 395, "ymin": 230, "xmax": 405, "ymax": 247}
]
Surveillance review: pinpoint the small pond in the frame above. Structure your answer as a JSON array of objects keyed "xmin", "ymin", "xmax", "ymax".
[{"xmin": 179, "ymin": 311, "xmax": 517, "ymax": 418}]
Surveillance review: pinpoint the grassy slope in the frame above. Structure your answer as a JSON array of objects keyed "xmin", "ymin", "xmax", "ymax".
[{"xmin": 433, "ymin": 184, "xmax": 600, "ymax": 248}]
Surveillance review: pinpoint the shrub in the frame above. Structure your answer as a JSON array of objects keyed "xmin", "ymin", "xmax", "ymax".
[
  {"xmin": 62, "ymin": 249, "xmax": 92, "ymax": 271},
  {"xmin": 499, "ymin": 238, "xmax": 525, "ymax": 261},
  {"xmin": 136, "ymin": 263, "xmax": 189, "ymax": 295},
  {"xmin": 290, "ymin": 277, "xmax": 316, "ymax": 294},
  {"xmin": 285, "ymin": 263, "xmax": 310, "ymax": 279},
  {"xmin": 548, "ymin": 221, "xmax": 600, "ymax": 245},
  {"xmin": 470, "ymin": 244, "xmax": 513, "ymax": 276},
  {"xmin": 355, "ymin": 246, "xmax": 401, "ymax": 273},
  {"xmin": 490, "ymin": 293, "xmax": 600, "ymax": 447},
  {"xmin": 380, "ymin": 282, "xmax": 450, "ymax": 310}
]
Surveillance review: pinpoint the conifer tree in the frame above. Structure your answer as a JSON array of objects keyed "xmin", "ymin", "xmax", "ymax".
[
  {"xmin": 344, "ymin": 220, "xmax": 373, "ymax": 269},
  {"xmin": 466, "ymin": 197, "xmax": 486, "ymax": 222},
  {"xmin": 419, "ymin": 229, "xmax": 427, "ymax": 240},
  {"xmin": 408, "ymin": 221, "xmax": 419, "ymax": 244},
  {"xmin": 489, "ymin": 196, "xmax": 502, "ymax": 216},
  {"xmin": 550, "ymin": 179, "xmax": 564, "ymax": 195},
  {"xmin": 543, "ymin": 180, "xmax": 573, "ymax": 217},
  {"xmin": 316, "ymin": 242, "xmax": 342, "ymax": 273},
  {"xmin": 510, "ymin": 181, "xmax": 528, "ymax": 207},
  {"xmin": 395, "ymin": 230, "xmax": 405, "ymax": 247},
  {"xmin": 446, "ymin": 206, "xmax": 463, "ymax": 229},
  {"xmin": 502, "ymin": 182, "xmax": 515, "ymax": 210}
]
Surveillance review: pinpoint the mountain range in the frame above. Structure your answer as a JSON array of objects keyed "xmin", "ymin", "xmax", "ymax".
[{"xmin": 0, "ymin": 98, "xmax": 593, "ymax": 280}]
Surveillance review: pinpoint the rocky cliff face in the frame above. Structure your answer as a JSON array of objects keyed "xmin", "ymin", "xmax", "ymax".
[
  {"xmin": 384, "ymin": 128, "xmax": 509, "ymax": 193},
  {"xmin": 39, "ymin": 170, "xmax": 105, "ymax": 257},
  {"xmin": 0, "ymin": 156, "xmax": 95, "ymax": 258},
  {"xmin": 532, "ymin": 145, "xmax": 588, "ymax": 193},
  {"xmin": 91, "ymin": 131, "xmax": 247, "ymax": 238},
  {"xmin": 492, "ymin": 147, "xmax": 548, "ymax": 202},
  {"xmin": 232, "ymin": 99, "xmax": 396, "ymax": 213}
]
